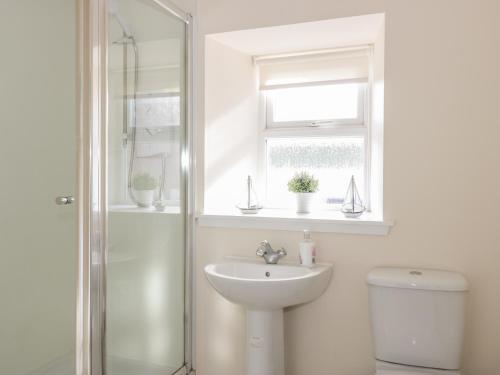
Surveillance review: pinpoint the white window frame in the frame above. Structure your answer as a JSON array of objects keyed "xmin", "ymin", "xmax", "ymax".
[{"xmin": 259, "ymin": 78, "xmax": 372, "ymax": 211}]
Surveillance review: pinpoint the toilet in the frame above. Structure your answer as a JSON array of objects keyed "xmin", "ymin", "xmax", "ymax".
[{"xmin": 367, "ymin": 267, "xmax": 468, "ymax": 375}]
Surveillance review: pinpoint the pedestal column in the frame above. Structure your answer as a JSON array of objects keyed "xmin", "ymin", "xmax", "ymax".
[{"xmin": 246, "ymin": 309, "xmax": 285, "ymax": 375}]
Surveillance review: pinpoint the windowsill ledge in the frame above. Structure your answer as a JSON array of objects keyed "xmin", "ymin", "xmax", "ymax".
[
  {"xmin": 109, "ymin": 204, "xmax": 181, "ymax": 215},
  {"xmin": 197, "ymin": 208, "xmax": 393, "ymax": 235}
]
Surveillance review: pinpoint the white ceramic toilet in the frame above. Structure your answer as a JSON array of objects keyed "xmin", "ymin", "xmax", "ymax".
[{"xmin": 367, "ymin": 267, "xmax": 468, "ymax": 375}]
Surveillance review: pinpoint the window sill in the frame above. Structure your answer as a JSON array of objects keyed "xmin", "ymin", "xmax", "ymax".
[
  {"xmin": 109, "ymin": 204, "xmax": 181, "ymax": 215},
  {"xmin": 197, "ymin": 208, "xmax": 393, "ymax": 235}
]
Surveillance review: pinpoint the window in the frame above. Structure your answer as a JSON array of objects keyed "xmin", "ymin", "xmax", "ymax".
[
  {"xmin": 267, "ymin": 83, "xmax": 365, "ymax": 126},
  {"xmin": 129, "ymin": 93, "xmax": 181, "ymax": 128},
  {"xmin": 258, "ymin": 47, "xmax": 371, "ymax": 210}
]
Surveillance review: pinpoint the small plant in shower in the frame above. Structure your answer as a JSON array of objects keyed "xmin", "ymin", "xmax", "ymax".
[
  {"xmin": 132, "ymin": 173, "xmax": 158, "ymax": 208},
  {"xmin": 288, "ymin": 171, "xmax": 319, "ymax": 213}
]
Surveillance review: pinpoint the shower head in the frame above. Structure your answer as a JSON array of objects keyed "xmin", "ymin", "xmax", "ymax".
[{"xmin": 108, "ymin": 0, "xmax": 133, "ymax": 38}]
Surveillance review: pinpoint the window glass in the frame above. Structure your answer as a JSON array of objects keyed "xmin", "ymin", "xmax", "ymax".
[
  {"xmin": 269, "ymin": 83, "xmax": 362, "ymax": 123},
  {"xmin": 266, "ymin": 137, "xmax": 365, "ymax": 209},
  {"xmin": 131, "ymin": 95, "xmax": 180, "ymax": 128}
]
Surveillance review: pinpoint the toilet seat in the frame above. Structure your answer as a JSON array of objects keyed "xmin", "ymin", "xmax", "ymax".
[
  {"xmin": 376, "ymin": 371, "xmax": 441, "ymax": 375},
  {"xmin": 375, "ymin": 361, "xmax": 461, "ymax": 375}
]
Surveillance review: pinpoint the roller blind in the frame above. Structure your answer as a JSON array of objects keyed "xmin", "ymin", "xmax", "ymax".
[{"xmin": 257, "ymin": 47, "xmax": 369, "ymax": 90}]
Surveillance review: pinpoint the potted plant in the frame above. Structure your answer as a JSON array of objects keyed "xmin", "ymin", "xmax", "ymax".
[
  {"xmin": 287, "ymin": 171, "xmax": 319, "ymax": 213},
  {"xmin": 132, "ymin": 173, "xmax": 158, "ymax": 208}
]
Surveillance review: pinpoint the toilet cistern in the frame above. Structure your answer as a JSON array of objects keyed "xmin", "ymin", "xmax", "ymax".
[
  {"xmin": 367, "ymin": 267, "xmax": 468, "ymax": 374},
  {"xmin": 256, "ymin": 240, "xmax": 287, "ymax": 264}
]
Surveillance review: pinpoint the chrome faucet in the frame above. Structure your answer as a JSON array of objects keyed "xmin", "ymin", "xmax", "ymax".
[{"xmin": 256, "ymin": 240, "xmax": 287, "ymax": 264}]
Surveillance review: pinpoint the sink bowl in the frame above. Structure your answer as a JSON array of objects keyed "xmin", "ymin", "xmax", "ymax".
[
  {"xmin": 204, "ymin": 261, "xmax": 332, "ymax": 309},
  {"xmin": 204, "ymin": 259, "xmax": 333, "ymax": 375}
]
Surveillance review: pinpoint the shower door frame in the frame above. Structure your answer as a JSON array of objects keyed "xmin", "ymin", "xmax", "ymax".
[{"xmin": 76, "ymin": 0, "xmax": 196, "ymax": 374}]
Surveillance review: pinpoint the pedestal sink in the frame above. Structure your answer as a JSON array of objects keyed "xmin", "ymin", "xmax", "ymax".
[{"xmin": 204, "ymin": 260, "xmax": 333, "ymax": 375}]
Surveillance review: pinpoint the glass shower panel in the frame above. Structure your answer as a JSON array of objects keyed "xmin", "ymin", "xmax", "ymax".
[
  {"xmin": 0, "ymin": 1, "xmax": 77, "ymax": 374},
  {"xmin": 107, "ymin": 1, "xmax": 186, "ymax": 374}
]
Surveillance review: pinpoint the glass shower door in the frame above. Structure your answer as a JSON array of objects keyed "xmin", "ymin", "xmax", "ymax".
[
  {"xmin": 106, "ymin": 1, "xmax": 188, "ymax": 374},
  {"xmin": 0, "ymin": 1, "xmax": 77, "ymax": 374}
]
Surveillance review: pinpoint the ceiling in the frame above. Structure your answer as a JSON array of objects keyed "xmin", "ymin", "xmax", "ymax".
[{"xmin": 207, "ymin": 13, "xmax": 385, "ymax": 57}]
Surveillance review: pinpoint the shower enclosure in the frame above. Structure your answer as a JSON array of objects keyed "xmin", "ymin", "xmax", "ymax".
[
  {"xmin": 0, "ymin": 1, "xmax": 194, "ymax": 374},
  {"xmin": 105, "ymin": 0, "xmax": 193, "ymax": 374}
]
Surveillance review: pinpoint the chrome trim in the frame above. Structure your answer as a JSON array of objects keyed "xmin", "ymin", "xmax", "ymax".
[
  {"xmin": 184, "ymin": 12, "xmax": 196, "ymax": 373},
  {"xmin": 56, "ymin": 196, "xmax": 76, "ymax": 205},
  {"xmin": 76, "ymin": 0, "xmax": 94, "ymax": 374},
  {"xmin": 152, "ymin": 0, "xmax": 190, "ymax": 23},
  {"xmin": 76, "ymin": 0, "xmax": 107, "ymax": 374},
  {"xmin": 256, "ymin": 240, "xmax": 287, "ymax": 264},
  {"xmin": 172, "ymin": 366, "xmax": 188, "ymax": 375},
  {"xmin": 96, "ymin": 0, "xmax": 109, "ymax": 373}
]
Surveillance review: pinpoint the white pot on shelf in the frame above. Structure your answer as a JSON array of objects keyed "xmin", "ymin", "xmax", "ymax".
[
  {"xmin": 295, "ymin": 192, "xmax": 315, "ymax": 214},
  {"xmin": 134, "ymin": 189, "xmax": 155, "ymax": 208}
]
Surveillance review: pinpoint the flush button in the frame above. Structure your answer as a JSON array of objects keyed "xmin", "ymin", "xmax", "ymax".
[
  {"xmin": 250, "ymin": 336, "xmax": 264, "ymax": 348},
  {"xmin": 410, "ymin": 270, "xmax": 423, "ymax": 276}
]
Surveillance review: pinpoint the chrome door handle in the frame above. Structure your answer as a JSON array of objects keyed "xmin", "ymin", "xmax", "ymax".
[{"xmin": 55, "ymin": 196, "xmax": 75, "ymax": 205}]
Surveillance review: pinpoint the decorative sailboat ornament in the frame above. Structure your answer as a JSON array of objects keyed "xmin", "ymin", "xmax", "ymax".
[
  {"xmin": 237, "ymin": 175, "xmax": 263, "ymax": 214},
  {"xmin": 341, "ymin": 176, "xmax": 366, "ymax": 218}
]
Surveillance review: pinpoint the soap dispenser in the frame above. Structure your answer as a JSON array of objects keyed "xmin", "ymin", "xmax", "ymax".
[{"xmin": 299, "ymin": 230, "xmax": 316, "ymax": 266}]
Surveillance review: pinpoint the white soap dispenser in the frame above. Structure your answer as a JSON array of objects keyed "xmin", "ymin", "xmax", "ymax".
[{"xmin": 299, "ymin": 230, "xmax": 316, "ymax": 266}]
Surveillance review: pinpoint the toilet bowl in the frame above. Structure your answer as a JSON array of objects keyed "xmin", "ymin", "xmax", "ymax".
[
  {"xmin": 375, "ymin": 360, "xmax": 461, "ymax": 375},
  {"xmin": 376, "ymin": 370, "xmax": 460, "ymax": 375}
]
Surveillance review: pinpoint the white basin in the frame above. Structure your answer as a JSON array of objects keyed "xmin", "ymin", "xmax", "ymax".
[
  {"xmin": 204, "ymin": 260, "xmax": 333, "ymax": 375},
  {"xmin": 204, "ymin": 261, "xmax": 332, "ymax": 309}
]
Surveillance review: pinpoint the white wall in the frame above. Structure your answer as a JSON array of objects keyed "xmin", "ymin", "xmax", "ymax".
[
  {"xmin": 195, "ymin": 1, "xmax": 500, "ymax": 374},
  {"xmin": 0, "ymin": 1, "xmax": 77, "ymax": 374},
  {"xmin": 204, "ymin": 37, "xmax": 260, "ymax": 211},
  {"xmin": 370, "ymin": 22, "xmax": 385, "ymax": 215}
]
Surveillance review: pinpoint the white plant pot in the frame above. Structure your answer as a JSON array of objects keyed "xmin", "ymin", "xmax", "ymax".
[
  {"xmin": 134, "ymin": 189, "xmax": 155, "ymax": 208},
  {"xmin": 295, "ymin": 192, "xmax": 315, "ymax": 213}
]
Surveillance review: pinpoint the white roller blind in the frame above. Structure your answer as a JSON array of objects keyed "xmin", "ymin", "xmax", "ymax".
[{"xmin": 257, "ymin": 47, "xmax": 369, "ymax": 90}]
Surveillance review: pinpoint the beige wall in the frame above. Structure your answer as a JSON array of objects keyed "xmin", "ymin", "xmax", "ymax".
[{"xmin": 195, "ymin": 1, "xmax": 500, "ymax": 375}]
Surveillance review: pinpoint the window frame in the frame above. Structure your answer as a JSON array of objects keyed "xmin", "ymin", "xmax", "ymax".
[{"xmin": 259, "ymin": 80, "xmax": 372, "ymax": 211}]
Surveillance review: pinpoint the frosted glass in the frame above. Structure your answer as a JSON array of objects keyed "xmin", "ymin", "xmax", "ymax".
[
  {"xmin": 132, "ymin": 96, "xmax": 181, "ymax": 128},
  {"xmin": 266, "ymin": 137, "xmax": 365, "ymax": 209},
  {"xmin": 0, "ymin": 1, "xmax": 77, "ymax": 374},
  {"xmin": 270, "ymin": 83, "xmax": 361, "ymax": 122}
]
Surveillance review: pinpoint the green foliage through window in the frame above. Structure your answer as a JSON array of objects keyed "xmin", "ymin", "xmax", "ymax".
[{"xmin": 268, "ymin": 142, "xmax": 363, "ymax": 168}]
